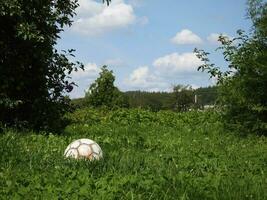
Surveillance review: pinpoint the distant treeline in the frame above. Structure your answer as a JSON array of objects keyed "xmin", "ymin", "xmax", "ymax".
[
  {"xmin": 72, "ymin": 86, "xmax": 218, "ymax": 111},
  {"xmin": 125, "ymin": 86, "xmax": 218, "ymax": 111}
]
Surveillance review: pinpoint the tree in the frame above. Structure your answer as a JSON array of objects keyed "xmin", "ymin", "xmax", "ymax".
[
  {"xmin": 85, "ymin": 66, "xmax": 129, "ymax": 108},
  {"xmin": 172, "ymin": 85, "xmax": 194, "ymax": 112},
  {"xmin": 0, "ymin": 0, "xmax": 110, "ymax": 131},
  {"xmin": 195, "ymin": 86, "xmax": 218, "ymax": 106},
  {"xmin": 194, "ymin": 0, "xmax": 267, "ymax": 135}
]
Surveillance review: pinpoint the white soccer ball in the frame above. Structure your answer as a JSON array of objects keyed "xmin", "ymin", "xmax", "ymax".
[{"xmin": 64, "ymin": 138, "xmax": 103, "ymax": 160}]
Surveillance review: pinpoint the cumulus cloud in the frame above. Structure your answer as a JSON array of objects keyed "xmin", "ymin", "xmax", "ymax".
[
  {"xmin": 123, "ymin": 52, "xmax": 208, "ymax": 92},
  {"xmin": 70, "ymin": 62, "xmax": 101, "ymax": 98},
  {"xmin": 207, "ymin": 33, "xmax": 232, "ymax": 45},
  {"xmin": 75, "ymin": 0, "xmax": 104, "ymax": 18},
  {"xmin": 72, "ymin": 63, "xmax": 100, "ymax": 80},
  {"xmin": 71, "ymin": 0, "xmax": 148, "ymax": 35},
  {"xmin": 153, "ymin": 52, "xmax": 203, "ymax": 76},
  {"xmin": 124, "ymin": 66, "xmax": 169, "ymax": 91},
  {"xmin": 69, "ymin": 53, "xmax": 208, "ymax": 97},
  {"xmin": 171, "ymin": 29, "xmax": 203, "ymax": 45}
]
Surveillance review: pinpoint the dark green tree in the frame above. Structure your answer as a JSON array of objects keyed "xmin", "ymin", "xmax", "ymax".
[
  {"xmin": 85, "ymin": 66, "xmax": 129, "ymax": 108},
  {"xmin": 172, "ymin": 85, "xmax": 194, "ymax": 112},
  {"xmin": 124, "ymin": 91, "xmax": 172, "ymax": 111},
  {"xmin": 195, "ymin": 86, "xmax": 218, "ymax": 107},
  {"xmin": 195, "ymin": 0, "xmax": 267, "ymax": 135},
  {"xmin": 0, "ymin": 0, "xmax": 110, "ymax": 131}
]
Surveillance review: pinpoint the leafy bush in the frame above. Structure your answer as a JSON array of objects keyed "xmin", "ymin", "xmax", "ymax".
[
  {"xmin": 66, "ymin": 107, "xmax": 221, "ymax": 129},
  {"xmin": 195, "ymin": 0, "xmax": 267, "ymax": 135},
  {"xmin": 0, "ymin": 1, "xmax": 112, "ymax": 131},
  {"xmin": 0, "ymin": 0, "xmax": 86, "ymax": 131},
  {"xmin": 172, "ymin": 85, "xmax": 195, "ymax": 112}
]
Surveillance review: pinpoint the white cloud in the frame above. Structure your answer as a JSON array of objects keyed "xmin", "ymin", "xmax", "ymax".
[
  {"xmin": 171, "ymin": 29, "xmax": 203, "ymax": 45},
  {"xmin": 70, "ymin": 63, "xmax": 101, "ymax": 98},
  {"xmin": 69, "ymin": 54, "xmax": 209, "ymax": 97},
  {"xmin": 124, "ymin": 66, "xmax": 169, "ymax": 91},
  {"xmin": 123, "ymin": 52, "xmax": 209, "ymax": 92},
  {"xmin": 207, "ymin": 33, "xmax": 232, "ymax": 45},
  {"xmin": 153, "ymin": 52, "xmax": 203, "ymax": 76},
  {"xmin": 72, "ymin": 63, "xmax": 100, "ymax": 79},
  {"xmin": 75, "ymin": 0, "xmax": 104, "ymax": 17},
  {"xmin": 72, "ymin": 0, "xmax": 136, "ymax": 35}
]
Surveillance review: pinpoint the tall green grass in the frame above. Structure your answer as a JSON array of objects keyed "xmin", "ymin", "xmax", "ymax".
[{"xmin": 0, "ymin": 109, "xmax": 266, "ymax": 199}]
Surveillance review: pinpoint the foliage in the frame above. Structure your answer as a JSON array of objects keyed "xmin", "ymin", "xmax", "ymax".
[
  {"xmin": 194, "ymin": 86, "xmax": 219, "ymax": 106},
  {"xmin": 115, "ymin": 86, "xmax": 218, "ymax": 111},
  {"xmin": 85, "ymin": 66, "xmax": 129, "ymax": 109},
  {"xmin": 74, "ymin": 87, "xmax": 218, "ymax": 112},
  {"xmin": 194, "ymin": 0, "xmax": 267, "ymax": 135},
  {"xmin": 0, "ymin": 0, "xmax": 80, "ymax": 131},
  {"xmin": 112, "ymin": 88, "xmax": 130, "ymax": 108},
  {"xmin": 74, "ymin": 86, "xmax": 218, "ymax": 111},
  {"xmin": 172, "ymin": 85, "xmax": 195, "ymax": 112},
  {"xmin": 66, "ymin": 107, "xmax": 221, "ymax": 127},
  {"xmin": 125, "ymin": 91, "xmax": 172, "ymax": 111},
  {"xmin": 0, "ymin": 0, "xmax": 111, "ymax": 131},
  {"xmin": 71, "ymin": 98, "xmax": 88, "ymax": 109},
  {"xmin": 1, "ymin": 109, "xmax": 266, "ymax": 199}
]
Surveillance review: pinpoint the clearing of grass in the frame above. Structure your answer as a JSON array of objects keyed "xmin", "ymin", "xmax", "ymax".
[{"xmin": 0, "ymin": 109, "xmax": 266, "ymax": 200}]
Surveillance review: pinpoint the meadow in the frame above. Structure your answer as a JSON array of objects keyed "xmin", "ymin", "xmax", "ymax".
[{"xmin": 0, "ymin": 109, "xmax": 266, "ymax": 200}]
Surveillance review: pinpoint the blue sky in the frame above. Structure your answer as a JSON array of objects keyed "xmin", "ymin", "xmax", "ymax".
[{"xmin": 56, "ymin": 0, "xmax": 251, "ymax": 98}]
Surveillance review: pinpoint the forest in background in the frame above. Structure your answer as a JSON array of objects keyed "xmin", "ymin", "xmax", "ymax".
[{"xmin": 71, "ymin": 86, "xmax": 218, "ymax": 112}]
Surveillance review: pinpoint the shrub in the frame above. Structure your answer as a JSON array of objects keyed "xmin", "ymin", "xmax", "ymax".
[{"xmin": 195, "ymin": 0, "xmax": 267, "ymax": 135}]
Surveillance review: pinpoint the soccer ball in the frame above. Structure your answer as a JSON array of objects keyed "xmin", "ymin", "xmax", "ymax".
[{"xmin": 64, "ymin": 139, "xmax": 103, "ymax": 160}]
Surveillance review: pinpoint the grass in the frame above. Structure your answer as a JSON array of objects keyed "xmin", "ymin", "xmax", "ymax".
[{"xmin": 0, "ymin": 109, "xmax": 266, "ymax": 199}]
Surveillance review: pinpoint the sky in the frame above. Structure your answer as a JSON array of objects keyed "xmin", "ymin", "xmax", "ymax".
[{"xmin": 56, "ymin": 0, "xmax": 251, "ymax": 98}]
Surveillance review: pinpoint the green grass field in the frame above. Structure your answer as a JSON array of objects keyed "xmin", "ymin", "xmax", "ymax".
[{"xmin": 0, "ymin": 109, "xmax": 266, "ymax": 199}]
